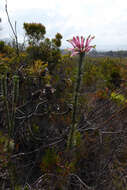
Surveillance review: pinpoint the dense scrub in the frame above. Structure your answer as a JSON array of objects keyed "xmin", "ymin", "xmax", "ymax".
[{"xmin": 1, "ymin": 24, "xmax": 127, "ymax": 190}]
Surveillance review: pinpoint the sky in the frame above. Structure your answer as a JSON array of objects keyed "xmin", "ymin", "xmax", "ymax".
[{"xmin": 0, "ymin": 0, "xmax": 127, "ymax": 50}]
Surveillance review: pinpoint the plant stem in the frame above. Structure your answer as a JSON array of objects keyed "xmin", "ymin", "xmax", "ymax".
[
  {"xmin": 11, "ymin": 75, "xmax": 19, "ymax": 135},
  {"xmin": 1, "ymin": 75, "xmax": 11, "ymax": 134},
  {"xmin": 68, "ymin": 53, "xmax": 85, "ymax": 149}
]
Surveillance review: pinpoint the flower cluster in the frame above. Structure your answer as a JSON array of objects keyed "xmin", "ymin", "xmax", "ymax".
[{"xmin": 67, "ymin": 35, "xmax": 95, "ymax": 57}]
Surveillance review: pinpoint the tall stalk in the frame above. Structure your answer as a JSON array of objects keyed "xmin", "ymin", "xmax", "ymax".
[
  {"xmin": 68, "ymin": 53, "xmax": 85, "ymax": 149},
  {"xmin": 1, "ymin": 74, "xmax": 19, "ymax": 137},
  {"xmin": 1, "ymin": 75, "xmax": 11, "ymax": 133},
  {"xmin": 11, "ymin": 75, "xmax": 19, "ymax": 135}
]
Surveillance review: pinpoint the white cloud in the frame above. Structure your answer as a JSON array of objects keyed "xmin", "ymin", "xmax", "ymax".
[{"xmin": 0, "ymin": 0, "xmax": 127, "ymax": 50}]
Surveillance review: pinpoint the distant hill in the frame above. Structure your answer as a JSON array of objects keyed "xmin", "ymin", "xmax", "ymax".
[
  {"xmin": 89, "ymin": 50, "xmax": 127, "ymax": 58},
  {"xmin": 61, "ymin": 49, "xmax": 127, "ymax": 58}
]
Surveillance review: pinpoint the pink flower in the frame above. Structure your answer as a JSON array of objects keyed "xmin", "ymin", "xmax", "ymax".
[{"xmin": 67, "ymin": 35, "xmax": 95, "ymax": 57}]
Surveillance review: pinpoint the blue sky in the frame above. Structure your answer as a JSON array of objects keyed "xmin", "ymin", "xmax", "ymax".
[{"xmin": 0, "ymin": 0, "xmax": 127, "ymax": 50}]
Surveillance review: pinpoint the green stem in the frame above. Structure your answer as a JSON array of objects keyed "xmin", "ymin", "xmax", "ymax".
[
  {"xmin": 1, "ymin": 75, "xmax": 11, "ymax": 134},
  {"xmin": 11, "ymin": 75, "xmax": 19, "ymax": 135},
  {"xmin": 68, "ymin": 53, "xmax": 85, "ymax": 149},
  {"xmin": 1, "ymin": 75, "xmax": 11, "ymax": 151}
]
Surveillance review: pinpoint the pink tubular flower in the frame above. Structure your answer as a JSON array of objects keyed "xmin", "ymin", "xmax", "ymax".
[{"xmin": 67, "ymin": 35, "xmax": 95, "ymax": 57}]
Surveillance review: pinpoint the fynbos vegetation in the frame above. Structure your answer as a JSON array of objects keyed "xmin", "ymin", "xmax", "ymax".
[{"xmin": 1, "ymin": 6, "xmax": 127, "ymax": 190}]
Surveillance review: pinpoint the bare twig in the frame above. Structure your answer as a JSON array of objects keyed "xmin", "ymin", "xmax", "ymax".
[
  {"xmin": 69, "ymin": 173, "xmax": 95, "ymax": 190},
  {"xmin": 5, "ymin": 0, "xmax": 19, "ymax": 56},
  {"xmin": 11, "ymin": 137, "xmax": 64, "ymax": 159}
]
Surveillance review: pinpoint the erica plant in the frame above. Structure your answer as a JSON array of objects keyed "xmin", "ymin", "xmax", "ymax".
[{"xmin": 67, "ymin": 35, "xmax": 95, "ymax": 149}]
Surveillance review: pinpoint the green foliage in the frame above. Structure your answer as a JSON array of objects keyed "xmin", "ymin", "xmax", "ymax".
[
  {"xmin": 0, "ymin": 41, "xmax": 5, "ymax": 51},
  {"xmin": 0, "ymin": 41, "xmax": 14, "ymax": 55},
  {"xmin": 24, "ymin": 22, "xmax": 46, "ymax": 44},
  {"xmin": 24, "ymin": 185, "xmax": 30, "ymax": 190},
  {"xmin": 108, "ymin": 71, "xmax": 121, "ymax": 89},
  {"xmin": 73, "ymin": 128, "xmax": 82, "ymax": 146},
  {"xmin": 26, "ymin": 59, "xmax": 48, "ymax": 76},
  {"xmin": 23, "ymin": 23, "xmax": 63, "ymax": 73},
  {"xmin": 55, "ymin": 33, "xmax": 62, "ymax": 40},
  {"xmin": 52, "ymin": 33, "xmax": 63, "ymax": 47},
  {"xmin": 111, "ymin": 92, "xmax": 127, "ymax": 105},
  {"xmin": 40, "ymin": 148, "xmax": 58, "ymax": 172},
  {"xmin": 0, "ymin": 56, "xmax": 11, "ymax": 73},
  {"xmin": 14, "ymin": 186, "xmax": 22, "ymax": 190},
  {"xmin": 32, "ymin": 124, "xmax": 39, "ymax": 133},
  {"xmin": 40, "ymin": 148, "xmax": 76, "ymax": 177},
  {"xmin": 0, "ymin": 131, "xmax": 14, "ymax": 168}
]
